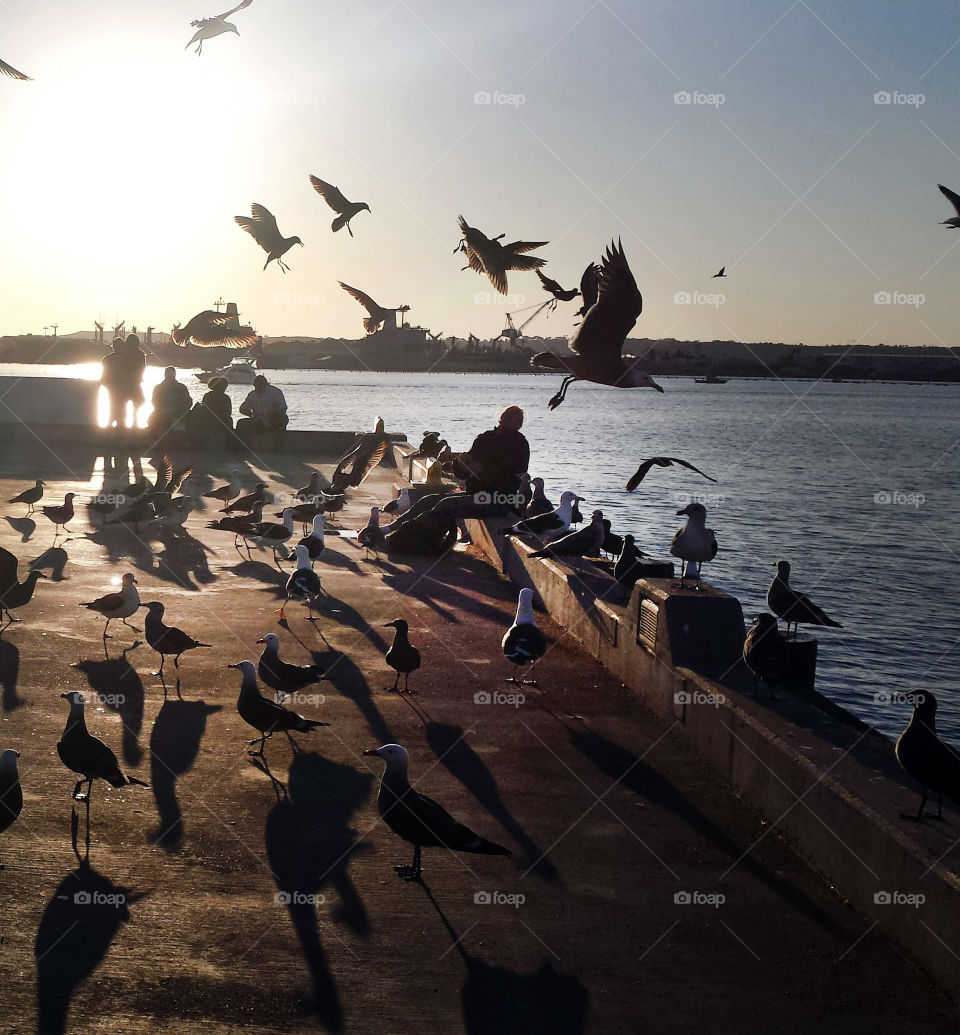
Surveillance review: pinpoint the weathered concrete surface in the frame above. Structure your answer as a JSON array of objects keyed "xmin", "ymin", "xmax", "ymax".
[{"xmin": 0, "ymin": 446, "xmax": 955, "ymax": 1034}]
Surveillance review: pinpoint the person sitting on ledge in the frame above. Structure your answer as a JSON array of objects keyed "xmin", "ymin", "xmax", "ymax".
[
  {"xmin": 187, "ymin": 376, "xmax": 233, "ymax": 446},
  {"xmin": 385, "ymin": 405, "xmax": 529, "ymax": 553},
  {"xmin": 148, "ymin": 367, "xmax": 192, "ymax": 436},
  {"xmin": 236, "ymin": 374, "xmax": 288, "ymax": 448}
]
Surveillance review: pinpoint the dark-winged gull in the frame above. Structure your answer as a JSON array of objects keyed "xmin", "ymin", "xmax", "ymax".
[
  {"xmin": 669, "ymin": 503, "xmax": 717, "ymax": 590},
  {"xmin": 141, "ymin": 601, "xmax": 211, "ymax": 688},
  {"xmin": 529, "ymin": 510, "xmax": 605, "ymax": 570},
  {"xmin": 712, "ymin": 266, "xmax": 727, "ymax": 278},
  {"xmin": 186, "ymin": 0, "xmax": 253, "ymax": 54},
  {"xmin": 41, "ymin": 493, "xmax": 76, "ymax": 537},
  {"xmin": 523, "ymin": 477, "xmax": 554, "ymax": 519},
  {"xmin": 57, "ymin": 692, "xmax": 148, "ymax": 802},
  {"xmin": 277, "ymin": 544, "xmax": 323, "ymax": 620},
  {"xmin": 767, "ymin": 560, "xmax": 841, "ymax": 638},
  {"xmin": 246, "ymin": 508, "xmax": 295, "ymax": 566},
  {"xmin": 0, "ymin": 749, "xmax": 22, "ymax": 865},
  {"xmin": 172, "ymin": 310, "xmax": 257, "ymax": 348},
  {"xmin": 455, "ymin": 216, "xmax": 548, "ymax": 296},
  {"xmin": 330, "ymin": 418, "xmax": 389, "ymax": 491},
  {"xmin": 235, "ymin": 204, "xmax": 303, "ymax": 272},
  {"xmin": 230, "ymin": 660, "xmax": 329, "ymax": 756},
  {"xmin": 384, "ymin": 618, "xmax": 420, "ymax": 693},
  {"xmin": 358, "ymin": 506, "xmax": 386, "ymax": 558},
  {"xmin": 297, "ymin": 514, "xmax": 326, "ymax": 561},
  {"xmin": 626, "ymin": 457, "xmax": 716, "ymax": 492},
  {"xmin": 203, "ymin": 474, "xmax": 241, "ymax": 508},
  {"xmin": 536, "ymin": 270, "xmax": 579, "ymax": 304},
  {"xmin": 503, "ymin": 490, "xmax": 580, "ymax": 539},
  {"xmin": 532, "ymin": 240, "xmax": 662, "ymax": 409},
  {"xmin": 309, "ymin": 175, "xmax": 371, "ymax": 237},
  {"xmin": 0, "ymin": 561, "xmax": 45, "ymax": 630},
  {"xmin": 224, "ymin": 483, "xmax": 268, "ymax": 514},
  {"xmin": 257, "ymin": 632, "xmax": 325, "ymax": 702},
  {"xmin": 207, "ymin": 501, "xmax": 264, "ymax": 556},
  {"xmin": 0, "ymin": 58, "xmax": 31, "ymax": 80},
  {"xmin": 363, "ymin": 743, "xmax": 511, "ymax": 881},
  {"xmin": 938, "ymin": 184, "xmax": 960, "ymax": 229},
  {"xmin": 614, "ymin": 534, "xmax": 646, "ymax": 597},
  {"xmin": 502, "ymin": 588, "xmax": 547, "ymax": 685},
  {"xmin": 295, "ymin": 472, "xmax": 322, "ymax": 502},
  {"xmin": 574, "ymin": 262, "xmax": 601, "ymax": 319},
  {"xmin": 80, "ymin": 573, "xmax": 140, "ymax": 639},
  {"xmin": 896, "ymin": 691, "xmax": 960, "ymax": 819},
  {"xmin": 339, "ymin": 282, "xmax": 410, "ymax": 335},
  {"xmin": 742, "ymin": 614, "xmax": 788, "ymax": 697},
  {"xmin": 8, "ymin": 479, "xmax": 45, "ymax": 514}
]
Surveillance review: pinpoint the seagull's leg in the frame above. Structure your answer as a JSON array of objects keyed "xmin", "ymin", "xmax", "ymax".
[
  {"xmin": 346, "ymin": 221, "xmax": 354, "ymax": 238},
  {"xmin": 247, "ymin": 733, "xmax": 267, "ymax": 756},
  {"xmin": 387, "ymin": 671, "xmax": 400, "ymax": 692},
  {"xmin": 72, "ymin": 779, "xmax": 85, "ymax": 801},
  {"xmin": 84, "ymin": 788, "xmax": 92, "ymax": 860},
  {"xmin": 103, "ymin": 618, "xmax": 111, "ymax": 640},
  {"xmin": 122, "ymin": 618, "xmax": 140, "ymax": 633},
  {"xmin": 413, "ymin": 845, "xmax": 422, "ymax": 879},
  {"xmin": 917, "ymin": 788, "xmax": 928, "ymax": 819}
]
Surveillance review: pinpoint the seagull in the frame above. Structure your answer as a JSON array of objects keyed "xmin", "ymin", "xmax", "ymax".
[
  {"xmin": 57, "ymin": 692, "xmax": 148, "ymax": 802},
  {"xmin": 669, "ymin": 503, "xmax": 718, "ymax": 590},
  {"xmin": 382, "ymin": 488, "xmax": 412, "ymax": 516},
  {"xmin": 502, "ymin": 588, "xmax": 547, "ymax": 685},
  {"xmin": 455, "ymin": 216, "xmax": 548, "ymax": 296},
  {"xmin": 0, "ymin": 750, "xmax": 22, "ymax": 866},
  {"xmin": 256, "ymin": 632, "xmax": 325, "ymax": 702},
  {"xmin": 0, "ymin": 58, "xmax": 31, "ymax": 80},
  {"xmin": 532, "ymin": 240, "xmax": 662, "ymax": 409},
  {"xmin": 224, "ymin": 482, "xmax": 268, "ymax": 514},
  {"xmin": 339, "ymin": 282, "xmax": 410, "ymax": 334},
  {"xmin": 295, "ymin": 472, "xmax": 322, "ymax": 502},
  {"xmin": 613, "ymin": 534, "xmax": 646, "ymax": 598},
  {"xmin": 937, "ymin": 184, "xmax": 960, "ymax": 229},
  {"xmin": 7, "ymin": 480, "xmax": 44, "ymax": 514},
  {"xmin": 410, "ymin": 432, "xmax": 444, "ymax": 460},
  {"xmin": 536, "ymin": 270, "xmax": 579, "ymax": 304},
  {"xmin": 203, "ymin": 474, "xmax": 241, "ymax": 509},
  {"xmin": 626, "ymin": 457, "xmax": 716, "ymax": 492},
  {"xmin": 230, "ymin": 660, "xmax": 329, "ymax": 756},
  {"xmin": 297, "ymin": 514, "xmax": 326, "ymax": 561},
  {"xmin": 0, "ymin": 550, "xmax": 45, "ymax": 631},
  {"xmin": 246, "ymin": 508, "xmax": 295, "ymax": 566},
  {"xmin": 80, "ymin": 573, "xmax": 140, "ymax": 639},
  {"xmin": 363, "ymin": 743, "xmax": 511, "ymax": 881},
  {"xmin": 172, "ymin": 309, "xmax": 257, "ymax": 348},
  {"xmin": 277, "ymin": 544, "xmax": 323, "ymax": 620},
  {"xmin": 712, "ymin": 266, "xmax": 726, "ymax": 278},
  {"xmin": 141, "ymin": 601, "xmax": 211, "ymax": 689},
  {"xmin": 309, "ymin": 175, "xmax": 371, "ymax": 237},
  {"xmin": 384, "ymin": 618, "xmax": 420, "ymax": 693},
  {"xmin": 574, "ymin": 262, "xmax": 601, "ymax": 319},
  {"xmin": 40, "ymin": 493, "xmax": 76, "ymax": 537},
  {"xmin": 767, "ymin": 560, "xmax": 841, "ymax": 638},
  {"xmin": 529, "ymin": 510, "xmax": 605, "ymax": 570},
  {"xmin": 742, "ymin": 614, "xmax": 788, "ymax": 697},
  {"xmin": 523, "ymin": 477, "xmax": 554, "ymax": 519},
  {"xmin": 503, "ymin": 490, "xmax": 580, "ymax": 539},
  {"xmin": 896, "ymin": 692, "xmax": 960, "ymax": 820},
  {"xmin": 185, "ymin": 0, "xmax": 253, "ymax": 54},
  {"xmin": 358, "ymin": 506, "xmax": 386, "ymax": 558},
  {"xmin": 235, "ymin": 204, "xmax": 303, "ymax": 272},
  {"xmin": 207, "ymin": 501, "xmax": 264, "ymax": 556},
  {"xmin": 330, "ymin": 418, "xmax": 389, "ymax": 491}
]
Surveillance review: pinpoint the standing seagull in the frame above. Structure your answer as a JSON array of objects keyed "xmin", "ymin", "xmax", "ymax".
[
  {"xmin": 235, "ymin": 204, "xmax": 303, "ymax": 272},
  {"xmin": 363, "ymin": 744, "xmax": 511, "ymax": 881},
  {"xmin": 503, "ymin": 490, "xmax": 580, "ymax": 539},
  {"xmin": 742, "ymin": 614, "xmax": 788, "ymax": 697},
  {"xmin": 298, "ymin": 514, "xmax": 326, "ymax": 561},
  {"xmin": 277, "ymin": 544, "xmax": 323, "ymax": 620},
  {"xmin": 309, "ymin": 175, "xmax": 371, "ymax": 237},
  {"xmin": 455, "ymin": 216, "xmax": 548, "ymax": 296},
  {"xmin": 529, "ymin": 510, "xmax": 606, "ymax": 570},
  {"xmin": 203, "ymin": 473, "xmax": 241, "ymax": 509},
  {"xmin": 339, "ymin": 282, "xmax": 410, "ymax": 334},
  {"xmin": 8, "ymin": 479, "xmax": 44, "ymax": 514},
  {"xmin": 767, "ymin": 560, "xmax": 841, "ymax": 638},
  {"xmin": 502, "ymin": 588, "xmax": 547, "ymax": 685},
  {"xmin": 80, "ymin": 572, "xmax": 140, "ymax": 639},
  {"xmin": 669, "ymin": 503, "xmax": 718, "ymax": 590},
  {"xmin": 257, "ymin": 632, "xmax": 325, "ymax": 702},
  {"xmin": 141, "ymin": 601, "xmax": 211, "ymax": 690},
  {"xmin": 896, "ymin": 691, "xmax": 960, "ymax": 819},
  {"xmin": 230, "ymin": 661, "xmax": 329, "ymax": 756},
  {"xmin": 383, "ymin": 488, "xmax": 412, "ymax": 517},
  {"xmin": 937, "ymin": 184, "xmax": 960, "ymax": 229},
  {"xmin": 614, "ymin": 534, "xmax": 646, "ymax": 599},
  {"xmin": 358, "ymin": 506, "xmax": 386, "ymax": 558},
  {"xmin": 0, "ymin": 749, "xmax": 22, "ymax": 867},
  {"xmin": 532, "ymin": 240, "xmax": 662, "ymax": 409},
  {"xmin": 0, "ymin": 58, "xmax": 31, "ymax": 80},
  {"xmin": 384, "ymin": 618, "xmax": 420, "ymax": 693},
  {"xmin": 185, "ymin": 0, "xmax": 253, "ymax": 54},
  {"xmin": 40, "ymin": 493, "xmax": 76, "ymax": 537}
]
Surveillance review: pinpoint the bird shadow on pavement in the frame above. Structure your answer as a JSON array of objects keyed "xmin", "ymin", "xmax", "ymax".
[
  {"xmin": 148, "ymin": 699, "xmax": 223, "ymax": 852},
  {"xmin": 34, "ymin": 861, "xmax": 145, "ymax": 1035},
  {"xmin": 263, "ymin": 749, "xmax": 374, "ymax": 1032},
  {"xmin": 5, "ymin": 515, "xmax": 36, "ymax": 542},
  {"xmin": 73, "ymin": 642, "xmax": 145, "ymax": 767},
  {"xmin": 416, "ymin": 877, "xmax": 589, "ymax": 1035},
  {"xmin": 314, "ymin": 547, "xmax": 364, "ymax": 576},
  {"xmin": 29, "ymin": 545, "xmax": 69, "ymax": 581},
  {"xmin": 225, "ymin": 558, "xmax": 289, "ymax": 589},
  {"xmin": 150, "ymin": 528, "xmax": 217, "ymax": 589},
  {"xmin": 0, "ymin": 638, "xmax": 23, "ymax": 711},
  {"xmin": 313, "ymin": 591, "xmax": 388, "ymax": 652}
]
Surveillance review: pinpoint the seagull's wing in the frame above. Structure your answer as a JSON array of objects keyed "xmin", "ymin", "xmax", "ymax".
[
  {"xmin": 236, "ymin": 204, "xmax": 281, "ymax": 251},
  {"xmin": 625, "ymin": 459, "xmax": 660, "ymax": 491},
  {"xmin": 569, "ymin": 239, "xmax": 642, "ymax": 361},
  {"xmin": 346, "ymin": 438, "xmax": 388, "ymax": 487},
  {"xmin": 503, "ymin": 239, "xmax": 549, "ymax": 255},
  {"xmin": 536, "ymin": 270, "xmax": 564, "ymax": 295},
  {"xmin": 939, "ymin": 183, "xmax": 960, "ymax": 217},
  {"xmin": 577, "ymin": 262, "xmax": 601, "ymax": 314},
  {"xmin": 0, "ymin": 546, "xmax": 19, "ymax": 591},
  {"xmin": 182, "ymin": 310, "xmax": 257, "ymax": 347},
  {"xmin": 339, "ymin": 282, "xmax": 381, "ymax": 316},
  {"xmin": 216, "ymin": 0, "xmax": 253, "ymax": 19},
  {"xmin": 309, "ymin": 175, "xmax": 349, "ymax": 214},
  {"xmin": 150, "ymin": 455, "xmax": 173, "ymax": 492},
  {"xmin": 662, "ymin": 458, "xmax": 717, "ymax": 482},
  {"xmin": 87, "ymin": 590, "xmax": 125, "ymax": 612},
  {"xmin": 0, "ymin": 58, "xmax": 31, "ymax": 80}
]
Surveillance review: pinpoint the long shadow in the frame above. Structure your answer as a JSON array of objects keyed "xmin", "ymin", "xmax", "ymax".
[
  {"xmin": 226, "ymin": 559, "xmax": 289, "ymax": 589},
  {"xmin": 263, "ymin": 750, "xmax": 374, "ymax": 1031},
  {"xmin": 6, "ymin": 515, "xmax": 36, "ymax": 542},
  {"xmin": 425, "ymin": 720, "xmax": 558, "ymax": 882},
  {"xmin": 0, "ymin": 639, "xmax": 23, "ymax": 711},
  {"xmin": 304, "ymin": 645, "xmax": 393, "ymax": 743},
  {"xmin": 148, "ymin": 699, "xmax": 222, "ymax": 851},
  {"xmin": 567, "ymin": 723, "xmax": 841, "ymax": 932},
  {"xmin": 151, "ymin": 528, "xmax": 217, "ymax": 590},
  {"xmin": 34, "ymin": 861, "xmax": 143, "ymax": 1035},
  {"xmin": 29, "ymin": 546, "xmax": 69, "ymax": 581},
  {"xmin": 418, "ymin": 878, "xmax": 589, "ymax": 1035},
  {"xmin": 73, "ymin": 643, "xmax": 145, "ymax": 767},
  {"xmin": 315, "ymin": 548, "xmax": 364, "ymax": 576},
  {"xmin": 317, "ymin": 592, "xmax": 388, "ymax": 652}
]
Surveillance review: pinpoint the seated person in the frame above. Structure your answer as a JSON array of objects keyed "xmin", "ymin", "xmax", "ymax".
[
  {"xmin": 186, "ymin": 376, "xmax": 232, "ymax": 445},
  {"xmin": 236, "ymin": 375, "xmax": 288, "ymax": 447},
  {"xmin": 148, "ymin": 367, "xmax": 192, "ymax": 434}
]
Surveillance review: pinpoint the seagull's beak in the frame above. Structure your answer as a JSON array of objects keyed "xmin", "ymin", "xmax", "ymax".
[
  {"xmin": 383, "ymin": 621, "xmax": 396, "ymax": 628},
  {"xmin": 59, "ymin": 692, "xmax": 70, "ymax": 700},
  {"xmin": 654, "ymin": 385, "xmax": 664, "ymax": 393},
  {"xmin": 255, "ymin": 638, "xmax": 266, "ymax": 645},
  {"xmin": 676, "ymin": 506, "xmax": 689, "ymax": 515},
  {"xmin": 227, "ymin": 663, "xmax": 240, "ymax": 670},
  {"xmin": 362, "ymin": 748, "xmax": 379, "ymax": 757}
]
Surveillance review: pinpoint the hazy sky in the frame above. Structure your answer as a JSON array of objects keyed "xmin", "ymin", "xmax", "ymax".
[{"xmin": 1, "ymin": 0, "xmax": 958, "ymax": 346}]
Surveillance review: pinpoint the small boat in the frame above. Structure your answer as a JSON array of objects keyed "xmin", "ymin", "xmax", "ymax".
[
  {"xmin": 694, "ymin": 373, "xmax": 729, "ymax": 384},
  {"xmin": 195, "ymin": 358, "xmax": 258, "ymax": 384}
]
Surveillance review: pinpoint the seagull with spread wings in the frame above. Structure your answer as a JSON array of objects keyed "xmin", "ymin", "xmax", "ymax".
[
  {"xmin": 235, "ymin": 204, "xmax": 303, "ymax": 272},
  {"xmin": 455, "ymin": 216, "xmax": 548, "ymax": 296},
  {"xmin": 536, "ymin": 270, "xmax": 579, "ymax": 304},
  {"xmin": 186, "ymin": 0, "xmax": 253, "ymax": 54},
  {"xmin": 0, "ymin": 58, "xmax": 31, "ymax": 80},
  {"xmin": 339, "ymin": 282, "xmax": 409, "ymax": 334},
  {"xmin": 172, "ymin": 309, "xmax": 257, "ymax": 347},
  {"xmin": 626, "ymin": 457, "xmax": 716, "ymax": 492},
  {"xmin": 531, "ymin": 240, "xmax": 663, "ymax": 409},
  {"xmin": 309, "ymin": 175, "xmax": 370, "ymax": 237},
  {"xmin": 938, "ymin": 184, "xmax": 960, "ymax": 229},
  {"xmin": 574, "ymin": 262, "xmax": 601, "ymax": 319}
]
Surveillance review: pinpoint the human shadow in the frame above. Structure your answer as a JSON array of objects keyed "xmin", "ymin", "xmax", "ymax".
[
  {"xmin": 5, "ymin": 515, "xmax": 36, "ymax": 542},
  {"xmin": 29, "ymin": 545, "xmax": 70, "ymax": 581},
  {"xmin": 34, "ymin": 861, "xmax": 143, "ymax": 1035},
  {"xmin": 0, "ymin": 638, "xmax": 23, "ymax": 711},
  {"xmin": 418, "ymin": 878, "xmax": 589, "ymax": 1035},
  {"xmin": 73, "ymin": 642, "xmax": 145, "ymax": 767},
  {"xmin": 263, "ymin": 750, "xmax": 374, "ymax": 1030},
  {"xmin": 148, "ymin": 699, "xmax": 223, "ymax": 852}
]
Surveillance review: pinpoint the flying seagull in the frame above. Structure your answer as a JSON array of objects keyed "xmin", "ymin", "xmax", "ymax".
[
  {"xmin": 80, "ymin": 572, "xmax": 140, "ymax": 639},
  {"xmin": 185, "ymin": 0, "xmax": 253, "ymax": 54},
  {"xmin": 8, "ymin": 479, "xmax": 44, "ymax": 514},
  {"xmin": 363, "ymin": 743, "xmax": 511, "ymax": 881},
  {"xmin": 339, "ymin": 282, "xmax": 410, "ymax": 334},
  {"xmin": 309, "ymin": 175, "xmax": 370, "ymax": 237},
  {"xmin": 531, "ymin": 240, "xmax": 662, "ymax": 409},
  {"xmin": 712, "ymin": 266, "xmax": 726, "ymax": 278},
  {"xmin": 626, "ymin": 457, "xmax": 716, "ymax": 492},
  {"xmin": 230, "ymin": 660, "xmax": 329, "ymax": 756},
  {"xmin": 896, "ymin": 691, "xmax": 960, "ymax": 820},
  {"xmin": 767, "ymin": 560, "xmax": 841, "ymax": 638},
  {"xmin": 172, "ymin": 310, "xmax": 257, "ymax": 348},
  {"xmin": 574, "ymin": 262, "xmax": 601, "ymax": 319},
  {"xmin": 0, "ymin": 58, "xmax": 31, "ymax": 80},
  {"xmin": 938, "ymin": 184, "xmax": 960, "ymax": 229},
  {"xmin": 536, "ymin": 270, "xmax": 579, "ymax": 304},
  {"xmin": 669, "ymin": 503, "xmax": 718, "ymax": 590},
  {"xmin": 455, "ymin": 216, "xmax": 548, "ymax": 296},
  {"xmin": 502, "ymin": 588, "xmax": 547, "ymax": 685},
  {"xmin": 235, "ymin": 204, "xmax": 303, "ymax": 272}
]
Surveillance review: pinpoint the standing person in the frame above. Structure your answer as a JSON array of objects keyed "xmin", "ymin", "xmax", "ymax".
[
  {"xmin": 237, "ymin": 374, "xmax": 288, "ymax": 449},
  {"xmin": 112, "ymin": 334, "xmax": 146, "ymax": 428},
  {"xmin": 187, "ymin": 376, "xmax": 233, "ymax": 446},
  {"xmin": 99, "ymin": 337, "xmax": 123, "ymax": 427},
  {"xmin": 148, "ymin": 367, "xmax": 192, "ymax": 436}
]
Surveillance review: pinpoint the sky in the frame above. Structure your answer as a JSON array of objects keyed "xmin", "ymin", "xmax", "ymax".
[{"xmin": 0, "ymin": 0, "xmax": 958, "ymax": 347}]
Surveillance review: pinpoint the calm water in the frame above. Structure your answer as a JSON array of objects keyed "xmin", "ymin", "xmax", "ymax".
[{"xmin": 4, "ymin": 363, "xmax": 959, "ymax": 740}]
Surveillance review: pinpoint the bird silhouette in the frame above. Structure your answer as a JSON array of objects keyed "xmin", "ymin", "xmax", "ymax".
[
  {"xmin": 938, "ymin": 184, "xmax": 960, "ymax": 229},
  {"xmin": 185, "ymin": 0, "xmax": 253, "ymax": 54},
  {"xmin": 626, "ymin": 456, "xmax": 716, "ymax": 492},
  {"xmin": 712, "ymin": 266, "xmax": 726, "ymax": 278},
  {"xmin": 235, "ymin": 204, "xmax": 303, "ymax": 272},
  {"xmin": 896, "ymin": 691, "xmax": 960, "ymax": 819},
  {"xmin": 767, "ymin": 561, "xmax": 841, "ymax": 638},
  {"xmin": 309, "ymin": 175, "xmax": 370, "ymax": 237},
  {"xmin": 330, "ymin": 418, "xmax": 388, "ymax": 491},
  {"xmin": 172, "ymin": 309, "xmax": 257, "ymax": 347},
  {"xmin": 455, "ymin": 216, "xmax": 547, "ymax": 295},
  {"xmin": 536, "ymin": 270, "xmax": 579, "ymax": 303},
  {"xmin": 7, "ymin": 479, "xmax": 45, "ymax": 513},
  {"xmin": 0, "ymin": 58, "xmax": 31, "ymax": 80},
  {"xmin": 384, "ymin": 619, "xmax": 420, "ymax": 693},
  {"xmin": 669, "ymin": 503, "xmax": 718, "ymax": 590},
  {"xmin": 574, "ymin": 262, "xmax": 601, "ymax": 318},
  {"xmin": 339, "ymin": 282, "xmax": 410, "ymax": 334}
]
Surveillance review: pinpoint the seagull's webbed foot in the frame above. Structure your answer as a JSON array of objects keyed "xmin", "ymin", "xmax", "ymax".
[
  {"xmin": 394, "ymin": 864, "xmax": 420, "ymax": 880},
  {"xmin": 547, "ymin": 393, "xmax": 563, "ymax": 410}
]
